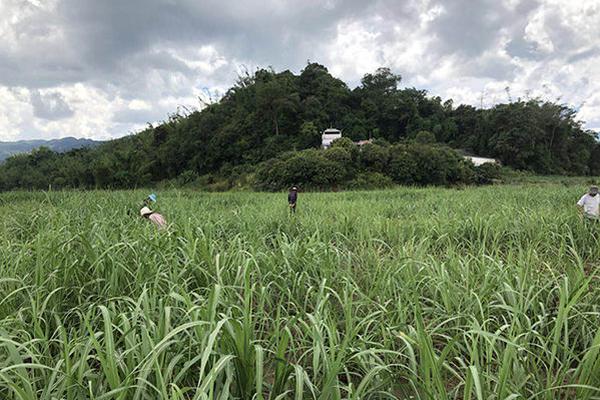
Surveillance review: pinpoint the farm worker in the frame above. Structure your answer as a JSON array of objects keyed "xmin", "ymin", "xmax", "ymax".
[
  {"xmin": 577, "ymin": 185, "xmax": 599, "ymax": 220},
  {"xmin": 143, "ymin": 193, "xmax": 157, "ymax": 207},
  {"xmin": 140, "ymin": 206, "xmax": 167, "ymax": 228},
  {"xmin": 288, "ymin": 186, "xmax": 298, "ymax": 213}
]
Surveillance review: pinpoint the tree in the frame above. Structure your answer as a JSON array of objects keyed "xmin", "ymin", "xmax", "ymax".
[
  {"xmin": 359, "ymin": 67, "xmax": 401, "ymax": 94},
  {"xmin": 297, "ymin": 121, "xmax": 320, "ymax": 149},
  {"xmin": 358, "ymin": 144, "xmax": 389, "ymax": 173},
  {"xmin": 415, "ymin": 130, "xmax": 436, "ymax": 144}
]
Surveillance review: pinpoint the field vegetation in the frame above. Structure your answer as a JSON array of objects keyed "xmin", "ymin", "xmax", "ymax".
[{"xmin": 1, "ymin": 185, "xmax": 600, "ymax": 399}]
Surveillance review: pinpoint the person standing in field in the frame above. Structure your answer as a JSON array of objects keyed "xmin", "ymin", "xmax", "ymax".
[
  {"xmin": 577, "ymin": 185, "xmax": 599, "ymax": 220},
  {"xmin": 140, "ymin": 206, "xmax": 167, "ymax": 228},
  {"xmin": 288, "ymin": 186, "xmax": 298, "ymax": 214}
]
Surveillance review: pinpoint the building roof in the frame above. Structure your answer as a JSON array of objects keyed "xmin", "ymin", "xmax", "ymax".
[{"xmin": 464, "ymin": 156, "xmax": 499, "ymax": 166}]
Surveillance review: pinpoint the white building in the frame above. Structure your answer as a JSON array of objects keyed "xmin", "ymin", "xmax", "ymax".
[
  {"xmin": 321, "ymin": 128, "xmax": 342, "ymax": 149},
  {"xmin": 464, "ymin": 156, "xmax": 499, "ymax": 166}
]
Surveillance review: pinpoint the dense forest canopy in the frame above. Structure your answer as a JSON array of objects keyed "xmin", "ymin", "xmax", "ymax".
[{"xmin": 0, "ymin": 63, "xmax": 598, "ymax": 191}]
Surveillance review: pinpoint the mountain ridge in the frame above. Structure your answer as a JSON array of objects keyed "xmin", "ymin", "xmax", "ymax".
[{"xmin": 0, "ymin": 137, "xmax": 102, "ymax": 162}]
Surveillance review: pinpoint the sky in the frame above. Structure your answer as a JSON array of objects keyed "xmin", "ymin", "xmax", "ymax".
[{"xmin": 1, "ymin": 0, "xmax": 599, "ymax": 141}]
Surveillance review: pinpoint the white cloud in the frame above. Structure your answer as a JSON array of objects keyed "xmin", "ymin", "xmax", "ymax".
[
  {"xmin": 128, "ymin": 99, "xmax": 151, "ymax": 111},
  {"xmin": 326, "ymin": 21, "xmax": 383, "ymax": 81},
  {"xmin": 524, "ymin": 8, "xmax": 555, "ymax": 54},
  {"xmin": 0, "ymin": 87, "xmax": 31, "ymax": 141}
]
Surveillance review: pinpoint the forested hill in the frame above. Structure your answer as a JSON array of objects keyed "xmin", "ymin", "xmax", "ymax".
[
  {"xmin": 0, "ymin": 63, "xmax": 598, "ymax": 190},
  {"xmin": 0, "ymin": 137, "xmax": 101, "ymax": 162}
]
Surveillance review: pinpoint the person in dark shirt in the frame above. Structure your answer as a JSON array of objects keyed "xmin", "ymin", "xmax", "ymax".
[{"xmin": 288, "ymin": 186, "xmax": 298, "ymax": 213}]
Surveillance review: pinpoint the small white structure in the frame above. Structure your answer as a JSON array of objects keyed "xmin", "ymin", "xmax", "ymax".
[
  {"xmin": 355, "ymin": 139, "xmax": 373, "ymax": 146},
  {"xmin": 464, "ymin": 156, "xmax": 499, "ymax": 166},
  {"xmin": 321, "ymin": 128, "xmax": 342, "ymax": 149}
]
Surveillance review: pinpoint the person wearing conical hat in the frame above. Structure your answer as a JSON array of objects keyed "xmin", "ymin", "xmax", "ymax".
[{"xmin": 140, "ymin": 206, "xmax": 167, "ymax": 228}]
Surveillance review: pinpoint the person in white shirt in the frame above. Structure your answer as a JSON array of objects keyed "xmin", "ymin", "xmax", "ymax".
[{"xmin": 577, "ymin": 185, "xmax": 599, "ymax": 220}]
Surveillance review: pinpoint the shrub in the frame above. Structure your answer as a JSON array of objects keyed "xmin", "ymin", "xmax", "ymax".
[
  {"xmin": 388, "ymin": 145, "xmax": 418, "ymax": 185},
  {"xmin": 255, "ymin": 149, "xmax": 347, "ymax": 191},
  {"xmin": 177, "ymin": 170, "xmax": 199, "ymax": 186},
  {"xmin": 358, "ymin": 144, "xmax": 389, "ymax": 173},
  {"xmin": 388, "ymin": 143, "xmax": 476, "ymax": 186},
  {"xmin": 330, "ymin": 137, "xmax": 355, "ymax": 150},
  {"xmin": 256, "ymin": 141, "xmax": 483, "ymax": 190},
  {"xmin": 475, "ymin": 163, "xmax": 502, "ymax": 184},
  {"xmin": 415, "ymin": 130, "xmax": 436, "ymax": 144}
]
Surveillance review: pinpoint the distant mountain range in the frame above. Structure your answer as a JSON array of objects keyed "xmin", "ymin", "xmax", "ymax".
[{"xmin": 0, "ymin": 137, "xmax": 102, "ymax": 162}]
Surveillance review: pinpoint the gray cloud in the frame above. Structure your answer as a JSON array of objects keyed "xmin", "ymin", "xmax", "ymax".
[
  {"xmin": 506, "ymin": 36, "xmax": 541, "ymax": 59},
  {"xmin": 0, "ymin": 0, "xmax": 599, "ymax": 140},
  {"xmin": 30, "ymin": 90, "xmax": 74, "ymax": 120},
  {"xmin": 568, "ymin": 46, "xmax": 600, "ymax": 63},
  {"xmin": 1, "ymin": 0, "xmax": 372, "ymax": 89},
  {"xmin": 428, "ymin": 0, "xmax": 539, "ymax": 56}
]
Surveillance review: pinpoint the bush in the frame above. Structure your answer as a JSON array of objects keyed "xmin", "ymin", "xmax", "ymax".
[
  {"xmin": 358, "ymin": 144, "xmax": 389, "ymax": 173},
  {"xmin": 475, "ymin": 163, "xmax": 502, "ymax": 184},
  {"xmin": 388, "ymin": 143, "xmax": 477, "ymax": 186},
  {"xmin": 177, "ymin": 170, "xmax": 199, "ymax": 186},
  {"xmin": 388, "ymin": 145, "xmax": 418, "ymax": 184},
  {"xmin": 451, "ymin": 160, "xmax": 477, "ymax": 185},
  {"xmin": 324, "ymin": 146, "xmax": 354, "ymax": 181},
  {"xmin": 255, "ymin": 141, "xmax": 485, "ymax": 191},
  {"xmin": 330, "ymin": 137, "xmax": 355, "ymax": 150},
  {"xmin": 254, "ymin": 149, "xmax": 347, "ymax": 191},
  {"xmin": 324, "ymin": 146, "xmax": 353, "ymax": 167}
]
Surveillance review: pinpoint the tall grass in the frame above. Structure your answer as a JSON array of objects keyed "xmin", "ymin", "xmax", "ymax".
[{"xmin": 0, "ymin": 184, "xmax": 599, "ymax": 399}]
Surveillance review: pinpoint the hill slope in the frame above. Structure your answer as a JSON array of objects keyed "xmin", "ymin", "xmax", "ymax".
[{"xmin": 0, "ymin": 63, "xmax": 598, "ymax": 191}]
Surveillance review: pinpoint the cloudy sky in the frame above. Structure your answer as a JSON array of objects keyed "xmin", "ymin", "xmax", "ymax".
[{"xmin": 1, "ymin": 0, "xmax": 599, "ymax": 141}]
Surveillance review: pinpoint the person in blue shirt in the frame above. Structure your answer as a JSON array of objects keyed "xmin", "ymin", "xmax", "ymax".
[{"xmin": 144, "ymin": 193, "xmax": 157, "ymax": 207}]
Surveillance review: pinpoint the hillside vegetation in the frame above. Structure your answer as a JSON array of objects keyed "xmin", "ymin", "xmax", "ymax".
[
  {"xmin": 0, "ymin": 63, "xmax": 598, "ymax": 190},
  {"xmin": 253, "ymin": 137, "xmax": 502, "ymax": 191}
]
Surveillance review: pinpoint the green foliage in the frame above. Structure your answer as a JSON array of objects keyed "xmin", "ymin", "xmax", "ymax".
[
  {"xmin": 0, "ymin": 64, "xmax": 598, "ymax": 191},
  {"xmin": 475, "ymin": 162, "xmax": 503, "ymax": 184},
  {"xmin": 298, "ymin": 121, "xmax": 321, "ymax": 149},
  {"xmin": 451, "ymin": 101, "xmax": 599, "ymax": 175},
  {"xmin": 255, "ymin": 149, "xmax": 347, "ymax": 191},
  {"xmin": 330, "ymin": 137, "xmax": 354, "ymax": 150},
  {"xmin": 387, "ymin": 142, "xmax": 475, "ymax": 186},
  {"xmin": 415, "ymin": 130, "xmax": 436, "ymax": 144},
  {"xmin": 176, "ymin": 169, "xmax": 199, "ymax": 186},
  {"xmin": 358, "ymin": 143, "xmax": 390, "ymax": 173},
  {"xmin": 1, "ymin": 186, "xmax": 600, "ymax": 398},
  {"xmin": 347, "ymin": 172, "xmax": 394, "ymax": 189},
  {"xmin": 255, "ymin": 141, "xmax": 478, "ymax": 190}
]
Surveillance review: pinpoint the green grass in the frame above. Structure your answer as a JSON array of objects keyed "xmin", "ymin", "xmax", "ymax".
[{"xmin": 0, "ymin": 185, "xmax": 599, "ymax": 399}]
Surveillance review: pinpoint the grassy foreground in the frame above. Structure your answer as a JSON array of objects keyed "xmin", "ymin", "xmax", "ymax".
[{"xmin": 0, "ymin": 185, "xmax": 599, "ymax": 399}]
